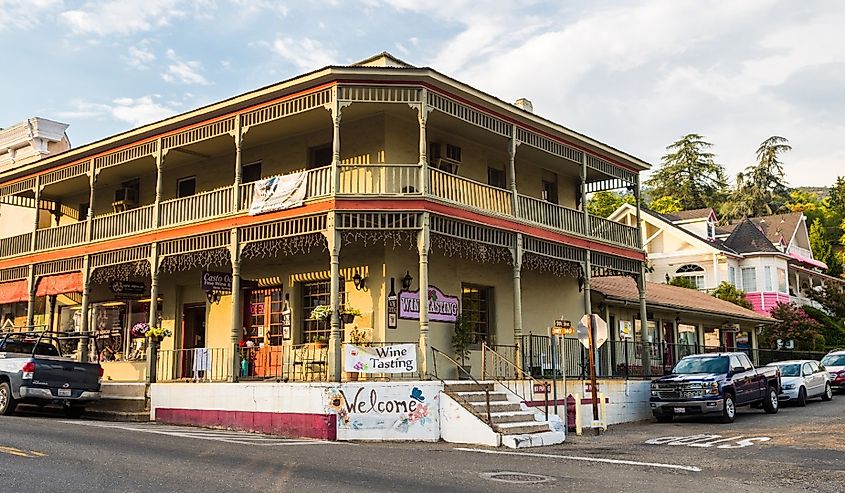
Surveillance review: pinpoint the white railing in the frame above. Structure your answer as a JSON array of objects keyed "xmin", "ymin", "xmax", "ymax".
[
  {"xmin": 91, "ymin": 205, "xmax": 155, "ymax": 240},
  {"xmin": 429, "ymin": 168, "xmax": 512, "ymax": 216},
  {"xmin": 590, "ymin": 214, "xmax": 640, "ymax": 248},
  {"xmin": 35, "ymin": 222, "xmax": 86, "ymax": 250},
  {"xmin": 338, "ymin": 164, "xmax": 420, "ymax": 195},
  {"xmin": 156, "ymin": 347, "xmax": 232, "ymax": 382},
  {"xmin": 159, "ymin": 186, "xmax": 233, "ymax": 228},
  {"xmin": 307, "ymin": 166, "xmax": 332, "ymax": 198},
  {"xmin": 517, "ymin": 194, "xmax": 584, "ymax": 236},
  {"xmin": 0, "ymin": 232, "xmax": 31, "ymax": 258}
]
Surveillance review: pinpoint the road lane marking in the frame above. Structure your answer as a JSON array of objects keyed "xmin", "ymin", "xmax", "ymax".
[
  {"xmin": 0, "ymin": 445, "xmax": 46, "ymax": 458},
  {"xmin": 454, "ymin": 447, "xmax": 702, "ymax": 472},
  {"xmin": 60, "ymin": 421, "xmax": 343, "ymax": 446},
  {"xmin": 646, "ymin": 434, "xmax": 771, "ymax": 448}
]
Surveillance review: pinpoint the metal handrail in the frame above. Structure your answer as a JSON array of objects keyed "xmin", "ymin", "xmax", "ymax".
[
  {"xmin": 429, "ymin": 346, "xmax": 492, "ymax": 426},
  {"xmin": 481, "ymin": 342, "xmax": 549, "ymax": 417}
]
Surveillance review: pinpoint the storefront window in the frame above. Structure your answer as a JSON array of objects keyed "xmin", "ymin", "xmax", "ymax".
[
  {"xmin": 677, "ymin": 323, "xmax": 697, "ymax": 346},
  {"xmin": 301, "ymin": 280, "xmax": 346, "ymax": 343},
  {"xmin": 634, "ymin": 319, "xmax": 658, "ymax": 343},
  {"xmin": 461, "ymin": 284, "xmax": 493, "ymax": 345},
  {"xmin": 59, "ymin": 300, "xmax": 159, "ymax": 362}
]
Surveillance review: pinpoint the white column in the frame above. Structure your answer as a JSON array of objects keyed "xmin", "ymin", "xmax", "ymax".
[
  {"xmin": 152, "ymin": 138, "xmax": 163, "ymax": 228},
  {"xmin": 326, "ymin": 214, "xmax": 342, "ymax": 381},
  {"xmin": 25, "ymin": 265, "xmax": 36, "ymax": 328},
  {"xmin": 85, "ymin": 162, "xmax": 96, "ymax": 242},
  {"xmin": 418, "ymin": 88, "xmax": 429, "ymax": 194},
  {"xmin": 30, "ymin": 176, "xmax": 41, "ymax": 252},
  {"xmin": 508, "ymin": 132, "xmax": 519, "ymax": 216},
  {"xmin": 77, "ymin": 255, "xmax": 91, "ymax": 361},
  {"xmin": 229, "ymin": 228, "xmax": 242, "ymax": 382},
  {"xmin": 232, "ymin": 116, "xmax": 243, "ymax": 211},
  {"xmin": 712, "ymin": 253, "xmax": 720, "ymax": 288},
  {"xmin": 417, "ymin": 212, "xmax": 431, "ymax": 376},
  {"xmin": 512, "ymin": 233, "xmax": 524, "ymax": 370},
  {"xmin": 330, "ymin": 92, "xmax": 342, "ymax": 195},
  {"xmin": 146, "ymin": 243, "xmax": 160, "ymax": 383}
]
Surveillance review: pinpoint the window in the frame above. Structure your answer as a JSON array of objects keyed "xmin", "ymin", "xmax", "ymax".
[
  {"xmin": 301, "ymin": 280, "xmax": 346, "ymax": 343},
  {"xmin": 177, "ymin": 176, "xmax": 196, "ymax": 198},
  {"xmin": 728, "ymin": 266, "xmax": 737, "ymax": 286},
  {"xmin": 429, "ymin": 142, "xmax": 442, "ymax": 161},
  {"xmin": 430, "ymin": 142, "xmax": 460, "ymax": 173},
  {"xmin": 707, "ymin": 221, "xmax": 716, "ymax": 239},
  {"xmin": 763, "ymin": 266, "xmax": 773, "ymax": 291},
  {"xmin": 308, "ymin": 144, "xmax": 332, "ymax": 169},
  {"xmin": 676, "ymin": 264, "xmax": 705, "ymax": 289},
  {"xmin": 542, "ymin": 180, "xmax": 558, "ymax": 204},
  {"xmin": 245, "ymin": 288, "xmax": 285, "ymax": 346},
  {"xmin": 445, "ymin": 144, "xmax": 462, "ymax": 162},
  {"xmin": 242, "ymin": 161, "xmax": 262, "ymax": 183},
  {"xmin": 461, "ymin": 284, "xmax": 493, "ymax": 345},
  {"xmin": 777, "ymin": 268, "xmax": 787, "ymax": 293},
  {"xmin": 741, "ymin": 267, "xmax": 757, "ymax": 292},
  {"xmin": 487, "ymin": 167, "xmax": 506, "ymax": 189},
  {"xmin": 729, "ymin": 355, "xmax": 743, "ymax": 371},
  {"xmin": 802, "ymin": 362, "xmax": 813, "ymax": 376},
  {"xmin": 738, "ymin": 353, "xmax": 753, "ymax": 371}
]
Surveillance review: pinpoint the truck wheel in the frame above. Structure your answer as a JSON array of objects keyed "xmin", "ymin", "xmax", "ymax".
[
  {"xmin": 0, "ymin": 381, "xmax": 17, "ymax": 416},
  {"xmin": 796, "ymin": 387, "xmax": 807, "ymax": 407},
  {"xmin": 656, "ymin": 414, "xmax": 673, "ymax": 423},
  {"xmin": 763, "ymin": 386, "xmax": 779, "ymax": 414},
  {"xmin": 721, "ymin": 394, "xmax": 736, "ymax": 423},
  {"xmin": 821, "ymin": 383, "xmax": 833, "ymax": 402}
]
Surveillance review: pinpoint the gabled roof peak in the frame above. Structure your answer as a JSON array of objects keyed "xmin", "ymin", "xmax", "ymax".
[{"xmin": 352, "ymin": 52, "xmax": 414, "ymax": 68}]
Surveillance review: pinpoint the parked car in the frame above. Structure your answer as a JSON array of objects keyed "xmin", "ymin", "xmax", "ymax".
[
  {"xmin": 766, "ymin": 360, "xmax": 833, "ymax": 406},
  {"xmin": 650, "ymin": 352, "xmax": 781, "ymax": 423},
  {"xmin": 0, "ymin": 331, "xmax": 102, "ymax": 417},
  {"xmin": 820, "ymin": 349, "xmax": 845, "ymax": 393}
]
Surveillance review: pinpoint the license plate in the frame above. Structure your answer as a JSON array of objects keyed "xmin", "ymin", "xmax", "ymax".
[
  {"xmin": 58, "ymin": 388, "xmax": 72, "ymax": 397},
  {"xmin": 673, "ymin": 407, "xmax": 686, "ymax": 413}
]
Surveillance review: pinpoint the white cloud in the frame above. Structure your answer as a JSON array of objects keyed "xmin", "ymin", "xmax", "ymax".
[
  {"xmin": 0, "ymin": 0, "xmax": 63, "ymax": 31},
  {"xmin": 58, "ymin": 96, "xmax": 179, "ymax": 127},
  {"xmin": 126, "ymin": 42, "xmax": 156, "ymax": 69},
  {"xmin": 271, "ymin": 37, "xmax": 338, "ymax": 71},
  {"xmin": 59, "ymin": 0, "xmax": 207, "ymax": 36},
  {"xmin": 161, "ymin": 49, "xmax": 210, "ymax": 85}
]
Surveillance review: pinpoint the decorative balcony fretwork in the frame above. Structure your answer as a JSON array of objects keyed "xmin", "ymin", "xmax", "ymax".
[
  {"xmin": 241, "ymin": 232, "xmax": 327, "ymax": 261},
  {"xmin": 160, "ymin": 248, "xmax": 230, "ymax": 274},
  {"xmin": 0, "ymin": 177, "xmax": 36, "ymax": 198},
  {"xmin": 515, "ymin": 127, "xmax": 582, "ymax": 164},
  {"xmin": 163, "ymin": 117, "xmax": 236, "ymax": 150},
  {"xmin": 241, "ymin": 88, "xmax": 333, "ymax": 130},
  {"xmin": 430, "ymin": 215, "xmax": 515, "ymax": 249},
  {"xmin": 91, "ymin": 245, "xmax": 152, "ymax": 270},
  {"xmin": 41, "ymin": 160, "xmax": 90, "ymax": 187},
  {"xmin": 431, "ymin": 233, "xmax": 512, "ymax": 266},
  {"xmin": 34, "ymin": 257, "xmax": 83, "ymax": 277},
  {"xmin": 591, "ymin": 251, "xmax": 640, "ymax": 277},
  {"xmin": 585, "ymin": 155, "xmax": 637, "ymax": 189},
  {"xmin": 340, "ymin": 230, "xmax": 417, "ymax": 250},
  {"xmin": 522, "ymin": 237, "xmax": 586, "ymax": 265},
  {"xmin": 427, "ymin": 91, "xmax": 512, "ymax": 138},
  {"xmin": 159, "ymin": 231, "xmax": 229, "ymax": 257},
  {"xmin": 522, "ymin": 252, "xmax": 581, "ymax": 277},
  {"xmin": 240, "ymin": 215, "xmax": 327, "ymax": 244},
  {"xmin": 94, "ymin": 141, "xmax": 157, "ymax": 172},
  {"xmin": 338, "ymin": 85, "xmax": 420, "ymax": 104},
  {"xmin": 90, "ymin": 260, "xmax": 151, "ymax": 285},
  {"xmin": 336, "ymin": 212, "xmax": 421, "ymax": 230}
]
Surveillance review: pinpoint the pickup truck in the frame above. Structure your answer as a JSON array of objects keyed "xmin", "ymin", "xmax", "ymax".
[
  {"xmin": 650, "ymin": 352, "xmax": 781, "ymax": 423},
  {"xmin": 0, "ymin": 331, "xmax": 102, "ymax": 418}
]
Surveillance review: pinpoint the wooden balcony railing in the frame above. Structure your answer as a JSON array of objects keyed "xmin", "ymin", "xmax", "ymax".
[
  {"xmin": 589, "ymin": 215, "xmax": 640, "ymax": 248},
  {"xmin": 35, "ymin": 222, "xmax": 86, "ymax": 251},
  {"xmin": 160, "ymin": 186, "xmax": 233, "ymax": 228},
  {"xmin": 0, "ymin": 232, "xmax": 32, "ymax": 258},
  {"xmin": 517, "ymin": 194, "xmax": 584, "ymax": 236},
  {"xmin": 338, "ymin": 164, "xmax": 420, "ymax": 195},
  {"xmin": 91, "ymin": 205, "xmax": 155, "ymax": 241},
  {"xmin": 307, "ymin": 166, "xmax": 332, "ymax": 198},
  {"xmin": 429, "ymin": 168, "xmax": 512, "ymax": 216}
]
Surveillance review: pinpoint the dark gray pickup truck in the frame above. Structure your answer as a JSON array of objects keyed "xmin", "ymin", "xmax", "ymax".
[
  {"xmin": 0, "ymin": 331, "xmax": 102, "ymax": 418},
  {"xmin": 650, "ymin": 352, "xmax": 781, "ymax": 423}
]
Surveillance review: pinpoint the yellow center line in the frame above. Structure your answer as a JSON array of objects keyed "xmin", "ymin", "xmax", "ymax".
[{"xmin": 0, "ymin": 445, "xmax": 47, "ymax": 458}]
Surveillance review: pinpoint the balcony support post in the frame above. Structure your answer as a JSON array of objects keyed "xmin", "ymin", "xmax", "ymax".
[
  {"xmin": 328, "ymin": 91, "xmax": 343, "ymax": 196},
  {"xmin": 580, "ymin": 154, "xmax": 590, "ymax": 235},
  {"xmin": 146, "ymin": 243, "xmax": 160, "ymax": 384},
  {"xmin": 229, "ymin": 228, "xmax": 242, "ymax": 382},
  {"xmin": 25, "ymin": 264, "xmax": 36, "ymax": 328},
  {"xmin": 30, "ymin": 176, "xmax": 41, "ymax": 252},
  {"xmin": 325, "ymin": 213, "xmax": 343, "ymax": 382},
  {"xmin": 152, "ymin": 138, "xmax": 163, "ymax": 229},
  {"xmin": 417, "ymin": 88, "xmax": 430, "ymax": 194},
  {"xmin": 634, "ymin": 174, "xmax": 650, "ymax": 375},
  {"xmin": 508, "ymin": 131, "xmax": 519, "ymax": 216},
  {"xmin": 511, "ymin": 233, "xmax": 524, "ymax": 371},
  {"xmin": 417, "ymin": 212, "xmax": 431, "ymax": 377},
  {"xmin": 85, "ymin": 160, "xmax": 96, "ymax": 242},
  {"xmin": 77, "ymin": 255, "xmax": 91, "ymax": 361},
  {"xmin": 232, "ymin": 116, "xmax": 243, "ymax": 212}
]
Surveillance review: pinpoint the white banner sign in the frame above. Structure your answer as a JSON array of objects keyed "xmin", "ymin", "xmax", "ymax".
[
  {"xmin": 344, "ymin": 344, "xmax": 417, "ymax": 373},
  {"xmin": 248, "ymin": 172, "xmax": 308, "ymax": 216}
]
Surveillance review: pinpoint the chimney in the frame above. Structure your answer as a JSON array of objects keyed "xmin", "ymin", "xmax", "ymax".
[{"xmin": 514, "ymin": 98, "xmax": 533, "ymax": 113}]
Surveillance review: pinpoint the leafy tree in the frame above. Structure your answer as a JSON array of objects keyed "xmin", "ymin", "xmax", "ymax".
[
  {"xmin": 667, "ymin": 276, "xmax": 699, "ymax": 290},
  {"xmin": 809, "ymin": 218, "xmax": 833, "ymax": 268},
  {"xmin": 649, "ymin": 195, "xmax": 683, "ymax": 214},
  {"xmin": 761, "ymin": 302, "xmax": 825, "ymax": 351},
  {"xmin": 829, "ymin": 177, "xmax": 845, "ymax": 216},
  {"xmin": 711, "ymin": 281, "xmax": 752, "ymax": 309},
  {"xmin": 722, "ymin": 136, "xmax": 792, "ymax": 219},
  {"xmin": 586, "ymin": 191, "xmax": 635, "ymax": 218},
  {"xmin": 802, "ymin": 306, "xmax": 845, "ymax": 349},
  {"xmin": 645, "ymin": 134, "xmax": 727, "ymax": 210},
  {"xmin": 808, "ymin": 280, "xmax": 845, "ymax": 321}
]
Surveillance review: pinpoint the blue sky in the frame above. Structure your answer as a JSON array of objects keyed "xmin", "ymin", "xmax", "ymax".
[{"xmin": 2, "ymin": 0, "xmax": 843, "ymax": 187}]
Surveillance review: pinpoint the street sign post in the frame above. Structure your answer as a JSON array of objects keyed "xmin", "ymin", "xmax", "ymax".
[{"xmin": 579, "ymin": 313, "xmax": 606, "ymax": 435}]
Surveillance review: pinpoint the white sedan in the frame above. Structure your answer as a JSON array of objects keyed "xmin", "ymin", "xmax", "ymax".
[{"xmin": 767, "ymin": 360, "xmax": 833, "ymax": 406}]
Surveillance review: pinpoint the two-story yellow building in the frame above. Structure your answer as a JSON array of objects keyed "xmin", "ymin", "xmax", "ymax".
[{"xmin": 0, "ymin": 53, "xmax": 648, "ymax": 385}]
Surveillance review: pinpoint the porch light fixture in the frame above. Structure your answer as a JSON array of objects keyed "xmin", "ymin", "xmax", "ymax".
[
  {"xmin": 206, "ymin": 290, "xmax": 221, "ymax": 304},
  {"xmin": 353, "ymin": 271, "xmax": 365, "ymax": 291},
  {"xmin": 402, "ymin": 271, "xmax": 413, "ymax": 290},
  {"xmin": 578, "ymin": 270, "xmax": 585, "ymax": 292}
]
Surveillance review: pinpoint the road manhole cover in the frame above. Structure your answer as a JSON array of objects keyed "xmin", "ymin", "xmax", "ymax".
[{"xmin": 480, "ymin": 471, "xmax": 555, "ymax": 484}]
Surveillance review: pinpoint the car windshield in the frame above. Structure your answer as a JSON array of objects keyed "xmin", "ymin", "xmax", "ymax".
[
  {"xmin": 821, "ymin": 354, "xmax": 845, "ymax": 366},
  {"xmin": 775, "ymin": 364, "xmax": 801, "ymax": 377},
  {"xmin": 672, "ymin": 356, "xmax": 729, "ymax": 374}
]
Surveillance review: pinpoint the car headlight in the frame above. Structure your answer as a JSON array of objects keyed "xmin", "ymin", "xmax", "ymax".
[{"xmin": 782, "ymin": 384, "xmax": 795, "ymax": 390}]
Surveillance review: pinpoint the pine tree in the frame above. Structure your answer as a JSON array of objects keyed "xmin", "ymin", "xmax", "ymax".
[{"xmin": 645, "ymin": 134, "xmax": 727, "ymax": 210}]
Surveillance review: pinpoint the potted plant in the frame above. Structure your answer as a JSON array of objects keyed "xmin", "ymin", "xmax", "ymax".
[
  {"xmin": 341, "ymin": 306, "xmax": 362, "ymax": 324},
  {"xmin": 452, "ymin": 313, "xmax": 474, "ymax": 378},
  {"xmin": 308, "ymin": 305, "xmax": 361, "ymax": 324},
  {"xmin": 313, "ymin": 335, "xmax": 328, "ymax": 349}
]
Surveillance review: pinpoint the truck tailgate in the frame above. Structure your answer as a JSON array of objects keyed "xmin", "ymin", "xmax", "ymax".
[{"xmin": 33, "ymin": 358, "xmax": 100, "ymax": 392}]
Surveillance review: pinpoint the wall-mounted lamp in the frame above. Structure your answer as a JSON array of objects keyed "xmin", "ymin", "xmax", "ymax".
[
  {"xmin": 353, "ymin": 271, "xmax": 366, "ymax": 291},
  {"xmin": 206, "ymin": 290, "xmax": 221, "ymax": 304},
  {"xmin": 675, "ymin": 315, "xmax": 681, "ymax": 326},
  {"xmin": 402, "ymin": 271, "xmax": 413, "ymax": 290},
  {"xmin": 578, "ymin": 270, "xmax": 585, "ymax": 292}
]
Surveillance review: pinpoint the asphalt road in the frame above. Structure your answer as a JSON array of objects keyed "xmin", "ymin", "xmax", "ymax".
[{"xmin": 1, "ymin": 395, "xmax": 843, "ymax": 493}]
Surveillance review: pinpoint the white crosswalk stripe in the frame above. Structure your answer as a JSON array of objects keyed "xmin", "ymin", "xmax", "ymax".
[{"xmin": 61, "ymin": 420, "xmax": 342, "ymax": 446}]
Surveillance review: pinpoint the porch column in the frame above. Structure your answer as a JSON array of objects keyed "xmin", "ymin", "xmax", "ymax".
[
  {"xmin": 638, "ymin": 264, "xmax": 651, "ymax": 376},
  {"xmin": 152, "ymin": 138, "xmax": 163, "ymax": 228},
  {"xmin": 508, "ymin": 132, "xmax": 519, "ymax": 216},
  {"xmin": 330, "ymin": 92, "xmax": 342, "ymax": 195},
  {"xmin": 77, "ymin": 255, "xmax": 91, "ymax": 361},
  {"xmin": 418, "ymin": 88, "xmax": 430, "ymax": 194},
  {"xmin": 45, "ymin": 295, "xmax": 56, "ymax": 331},
  {"xmin": 25, "ymin": 265, "xmax": 36, "ymax": 328},
  {"xmin": 229, "ymin": 228, "xmax": 242, "ymax": 382},
  {"xmin": 146, "ymin": 243, "xmax": 160, "ymax": 384},
  {"xmin": 580, "ymin": 153, "xmax": 590, "ymax": 231},
  {"xmin": 85, "ymin": 162, "xmax": 96, "ymax": 242},
  {"xmin": 232, "ymin": 116, "xmax": 243, "ymax": 211},
  {"xmin": 418, "ymin": 212, "xmax": 431, "ymax": 376},
  {"xmin": 712, "ymin": 253, "xmax": 720, "ymax": 288},
  {"xmin": 326, "ymin": 214, "xmax": 342, "ymax": 381},
  {"xmin": 30, "ymin": 176, "xmax": 42, "ymax": 252},
  {"xmin": 583, "ymin": 252, "xmax": 596, "ymax": 369},
  {"xmin": 512, "ymin": 233, "xmax": 524, "ymax": 371}
]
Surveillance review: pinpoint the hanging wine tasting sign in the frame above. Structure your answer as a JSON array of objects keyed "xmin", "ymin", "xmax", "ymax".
[{"xmin": 399, "ymin": 286, "xmax": 459, "ymax": 323}]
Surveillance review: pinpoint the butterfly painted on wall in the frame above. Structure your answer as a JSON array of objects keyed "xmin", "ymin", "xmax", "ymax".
[{"xmin": 410, "ymin": 387, "xmax": 425, "ymax": 402}]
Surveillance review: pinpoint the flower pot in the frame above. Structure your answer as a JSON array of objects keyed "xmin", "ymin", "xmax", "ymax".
[
  {"xmin": 345, "ymin": 371, "xmax": 360, "ymax": 381},
  {"xmin": 314, "ymin": 340, "xmax": 327, "ymax": 349},
  {"xmin": 341, "ymin": 313, "xmax": 356, "ymax": 324}
]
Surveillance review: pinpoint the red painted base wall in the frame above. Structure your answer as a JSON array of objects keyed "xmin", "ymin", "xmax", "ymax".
[{"xmin": 155, "ymin": 408, "xmax": 337, "ymax": 441}]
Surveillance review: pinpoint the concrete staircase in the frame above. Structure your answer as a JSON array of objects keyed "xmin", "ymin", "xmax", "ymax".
[
  {"xmin": 443, "ymin": 381, "xmax": 564, "ymax": 448},
  {"xmin": 83, "ymin": 383, "xmax": 151, "ymax": 422}
]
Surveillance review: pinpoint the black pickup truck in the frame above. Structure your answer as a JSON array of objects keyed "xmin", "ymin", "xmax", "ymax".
[
  {"xmin": 650, "ymin": 352, "xmax": 781, "ymax": 423},
  {"xmin": 0, "ymin": 331, "xmax": 102, "ymax": 418}
]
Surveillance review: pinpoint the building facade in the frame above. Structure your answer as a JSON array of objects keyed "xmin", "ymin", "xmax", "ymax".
[{"xmin": 0, "ymin": 53, "xmax": 648, "ymax": 383}]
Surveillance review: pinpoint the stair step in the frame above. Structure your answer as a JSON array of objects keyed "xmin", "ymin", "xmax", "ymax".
[
  {"xmin": 453, "ymin": 391, "xmax": 509, "ymax": 403},
  {"xmin": 469, "ymin": 401, "xmax": 522, "ymax": 413},
  {"xmin": 444, "ymin": 382, "xmax": 494, "ymax": 393},
  {"xmin": 502, "ymin": 430, "xmax": 566, "ymax": 449},
  {"xmin": 495, "ymin": 421, "xmax": 551, "ymax": 435},
  {"xmin": 490, "ymin": 411, "xmax": 538, "ymax": 424}
]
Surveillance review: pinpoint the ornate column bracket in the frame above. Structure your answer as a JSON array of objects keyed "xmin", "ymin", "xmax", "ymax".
[{"xmin": 417, "ymin": 212, "xmax": 431, "ymax": 376}]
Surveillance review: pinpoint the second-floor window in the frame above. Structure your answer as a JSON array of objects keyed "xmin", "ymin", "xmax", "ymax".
[
  {"xmin": 764, "ymin": 266, "xmax": 773, "ymax": 291},
  {"xmin": 487, "ymin": 167, "xmax": 506, "ymax": 189},
  {"xmin": 177, "ymin": 176, "xmax": 196, "ymax": 198},
  {"xmin": 309, "ymin": 144, "xmax": 332, "ymax": 169},
  {"xmin": 777, "ymin": 268, "xmax": 787, "ymax": 293},
  {"xmin": 676, "ymin": 264, "xmax": 705, "ymax": 289},
  {"xmin": 728, "ymin": 266, "xmax": 737, "ymax": 286},
  {"xmin": 542, "ymin": 180, "xmax": 558, "ymax": 204},
  {"xmin": 741, "ymin": 267, "xmax": 757, "ymax": 292},
  {"xmin": 242, "ymin": 161, "xmax": 262, "ymax": 183}
]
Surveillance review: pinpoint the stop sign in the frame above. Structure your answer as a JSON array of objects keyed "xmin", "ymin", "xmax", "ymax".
[{"xmin": 578, "ymin": 314, "xmax": 609, "ymax": 349}]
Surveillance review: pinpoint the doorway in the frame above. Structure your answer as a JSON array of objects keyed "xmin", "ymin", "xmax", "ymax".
[{"xmin": 182, "ymin": 304, "xmax": 207, "ymax": 349}]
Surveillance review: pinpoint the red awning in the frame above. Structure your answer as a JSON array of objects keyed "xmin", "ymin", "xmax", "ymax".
[
  {"xmin": 0, "ymin": 280, "xmax": 29, "ymax": 305},
  {"xmin": 789, "ymin": 252, "xmax": 828, "ymax": 270},
  {"xmin": 36, "ymin": 272, "xmax": 83, "ymax": 297}
]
